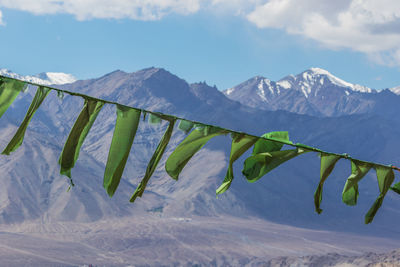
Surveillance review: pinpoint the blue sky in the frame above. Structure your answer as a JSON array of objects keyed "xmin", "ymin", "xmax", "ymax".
[{"xmin": 1, "ymin": 1, "xmax": 400, "ymax": 90}]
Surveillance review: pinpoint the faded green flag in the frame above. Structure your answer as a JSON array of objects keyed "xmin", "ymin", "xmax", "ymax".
[
  {"xmin": 2, "ymin": 86, "xmax": 51, "ymax": 155},
  {"xmin": 178, "ymin": 119, "xmax": 194, "ymax": 134},
  {"xmin": 59, "ymin": 98, "xmax": 104, "ymax": 178},
  {"xmin": 103, "ymin": 105, "xmax": 141, "ymax": 197},
  {"xmin": 253, "ymin": 131, "xmax": 292, "ymax": 155},
  {"xmin": 342, "ymin": 160, "xmax": 372, "ymax": 206},
  {"xmin": 242, "ymin": 131, "xmax": 302, "ymax": 182},
  {"xmin": 130, "ymin": 116, "xmax": 176, "ymax": 203},
  {"xmin": 242, "ymin": 148, "xmax": 307, "ymax": 182},
  {"xmin": 0, "ymin": 77, "xmax": 26, "ymax": 119},
  {"xmin": 314, "ymin": 154, "xmax": 341, "ymax": 214},
  {"xmin": 391, "ymin": 182, "xmax": 400, "ymax": 194},
  {"xmin": 365, "ymin": 166, "xmax": 395, "ymax": 224},
  {"xmin": 216, "ymin": 133, "xmax": 258, "ymax": 195},
  {"xmin": 148, "ymin": 113, "xmax": 162, "ymax": 124},
  {"xmin": 165, "ymin": 125, "xmax": 227, "ymax": 180}
]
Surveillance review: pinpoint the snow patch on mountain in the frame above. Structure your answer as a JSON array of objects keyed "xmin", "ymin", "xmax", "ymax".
[
  {"xmin": 0, "ymin": 69, "xmax": 76, "ymax": 85},
  {"xmin": 276, "ymin": 80, "xmax": 291, "ymax": 89},
  {"xmin": 257, "ymin": 80, "xmax": 268, "ymax": 101},
  {"xmin": 225, "ymin": 87, "xmax": 234, "ymax": 95},
  {"xmin": 390, "ymin": 86, "xmax": 400, "ymax": 95},
  {"xmin": 35, "ymin": 72, "xmax": 76, "ymax": 85},
  {"xmin": 291, "ymin": 68, "xmax": 372, "ymax": 96},
  {"xmin": 309, "ymin": 68, "xmax": 372, "ymax": 93}
]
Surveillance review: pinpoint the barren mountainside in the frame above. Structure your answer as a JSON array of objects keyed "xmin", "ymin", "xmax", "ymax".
[{"xmin": 0, "ymin": 67, "xmax": 400, "ymax": 265}]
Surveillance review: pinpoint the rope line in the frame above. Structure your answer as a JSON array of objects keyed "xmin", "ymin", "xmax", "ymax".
[{"xmin": 1, "ymin": 74, "xmax": 397, "ymax": 172}]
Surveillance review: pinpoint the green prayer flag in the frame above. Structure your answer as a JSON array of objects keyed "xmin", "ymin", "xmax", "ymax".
[
  {"xmin": 314, "ymin": 154, "xmax": 341, "ymax": 214},
  {"xmin": 178, "ymin": 119, "xmax": 194, "ymax": 134},
  {"xmin": 0, "ymin": 77, "xmax": 26, "ymax": 119},
  {"xmin": 57, "ymin": 91, "xmax": 64, "ymax": 100},
  {"xmin": 390, "ymin": 182, "xmax": 400, "ymax": 194},
  {"xmin": 165, "ymin": 125, "xmax": 227, "ymax": 180},
  {"xmin": 130, "ymin": 117, "xmax": 176, "ymax": 203},
  {"xmin": 253, "ymin": 131, "xmax": 291, "ymax": 154},
  {"xmin": 103, "ymin": 105, "xmax": 141, "ymax": 197},
  {"xmin": 2, "ymin": 86, "xmax": 51, "ymax": 155},
  {"xmin": 216, "ymin": 133, "xmax": 258, "ymax": 195},
  {"xmin": 342, "ymin": 160, "xmax": 372, "ymax": 206},
  {"xmin": 365, "ymin": 166, "xmax": 395, "ymax": 224},
  {"xmin": 243, "ymin": 148, "xmax": 307, "ymax": 182},
  {"xmin": 148, "ymin": 113, "xmax": 162, "ymax": 124},
  {"xmin": 242, "ymin": 131, "xmax": 304, "ymax": 182},
  {"xmin": 59, "ymin": 98, "xmax": 104, "ymax": 178}
]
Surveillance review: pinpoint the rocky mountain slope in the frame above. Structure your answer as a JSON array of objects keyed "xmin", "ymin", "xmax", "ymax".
[
  {"xmin": 262, "ymin": 249, "xmax": 400, "ymax": 267},
  {"xmin": 224, "ymin": 68, "xmax": 400, "ymax": 119},
  {"xmin": 1, "ymin": 67, "xmax": 400, "ymax": 265}
]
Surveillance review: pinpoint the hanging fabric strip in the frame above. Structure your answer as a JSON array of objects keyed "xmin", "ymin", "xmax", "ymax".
[
  {"xmin": 241, "ymin": 131, "xmax": 298, "ymax": 182},
  {"xmin": 314, "ymin": 154, "xmax": 341, "ymax": 214},
  {"xmin": 130, "ymin": 116, "xmax": 176, "ymax": 203},
  {"xmin": 252, "ymin": 132, "xmax": 292, "ymax": 155},
  {"xmin": 178, "ymin": 119, "xmax": 194, "ymax": 134},
  {"xmin": 342, "ymin": 160, "xmax": 372, "ymax": 206},
  {"xmin": 365, "ymin": 166, "xmax": 395, "ymax": 224},
  {"xmin": 148, "ymin": 113, "xmax": 162, "ymax": 124},
  {"xmin": 103, "ymin": 105, "xmax": 141, "ymax": 197},
  {"xmin": 391, "ymin": 182, "xmax": 400, "ymax": 194},
  {"xmin": 0, "ymin": 77, "xmax": 26, "ymax": 119},
  {"xmin": 59, "ymin": 98, "xmax": 105, "ymax": 178},
  {"xmin": 165, "ymin": 126, "xmax": 228, "ymax": 180},
  {"xmin": 216, "ymin": 133, "xmax": 258, "ymax": 195},
  {"xmin": 242, "ymin": 148, "xmax": 307, "ymax": 182},
  {"xmin": 2, "ymin": 86, "xmax": 51, "ymax": 155}
]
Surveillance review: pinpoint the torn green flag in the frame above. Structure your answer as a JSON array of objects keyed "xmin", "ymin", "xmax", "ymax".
[
  {"xmin": 165, "ymin": 125, "xmax": 227, "ymax": 180},
  {"xmin": 242, "ymin": 131, "xmax": 301, "ymax": 182},
  {"xmin": 130, "ymin": 116, "xmax": 176, "ymax": 203},
  {"xmin": 178, "ymin": 119, "xmax": 194, "ymax": 134},
  {"xmin": 253, "ymin": 131, "xmax": 291, "ymax": 155},
  {"xmin": 242, "ymin": 148, "xmax": 307, "ymax": 182},
  {"xmin": 342, "ymin": 160, "xmax": 372, "ymax": 206},
  {"xmin": 59, "ymin": 98, "xmax": 104, "ymax": 178},
  {"xmin": 314, "ymin": 154, "xmax": 341, "ymax": 214},
  {"xmin": 365, "ymin": 167, "xmax": 395, "ymax": 224},
  {"xmin": 148, "ymin": 113, "xmax": 162, "ymax": 124},
  {"xmin": 2, "ymin": 86, "xmax": 51, "ymax": 155},
  {"xmin": 390, "ymin": 182, "xmax": 400, "ymax": 194},
  {"xmin": 103, "ymin": 105, "xmax": 141, "ymax": 197},
  {"xmin": 216, "ymin": 133, "xmax": 258, "ymax": 195},
  {"xmin": 0, "ymin": 77, "xmax": 26, "ymax": 119}
]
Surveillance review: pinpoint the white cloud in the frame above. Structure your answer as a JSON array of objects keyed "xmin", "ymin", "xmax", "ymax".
[
  {"xmin": 0, "ymin": 0, "xmax": 262, "ymax": 20},
  {"xmin": 0, "ymin": 0, "xmax": 202, "ymax": 21},
  {"xmin": 1, "ymin": 0, "xmax": 400, "ymax": 65},
  {"xmin": 0, "ymin": 9, "xmax": 3, "ymax": 25},
  {"xmin": 247, "ymin": 0, "xmax": 400, "ymax": 65}
]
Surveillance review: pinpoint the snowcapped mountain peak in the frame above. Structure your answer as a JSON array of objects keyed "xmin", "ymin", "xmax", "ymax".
[
  {"xmin": 35, "ymin": 72, "xmax": 76, "ymax": 85},
  {"xmin": 0, "ymin": 69, "xmax": 76, "ymax": 85},
  {"xmin": 301, "ymin": 67, "xmax": 351, "ymax": 88},
  {"xmin": 224, "ymin": 67, "xmax": 391, "ymax": 116},
  {"xmin": 309, "ymin": 67, "xmax": 332, "ymax": 76},
  {"xmin": 299, "ymin": 68, "xmax": 372, "ymax": 93},
  {"xmin": 390, "ymin": 86, "xmax": 400, "ymax": 95}
]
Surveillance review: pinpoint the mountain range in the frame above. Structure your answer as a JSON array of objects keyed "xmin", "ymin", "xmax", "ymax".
[
  {"xmin": 0, "ymin": 67, "xmax": 400, "ymax": 266},
  {"xmin": 225, "ymin": 67, "xmax": 400, "ymax": 119},
  {"xmin": 0, "ymin": 68, "xmax": 77, "ymax": 85}
]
